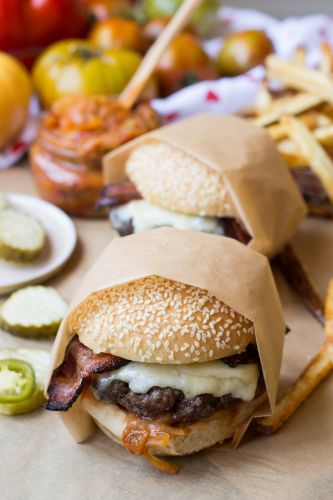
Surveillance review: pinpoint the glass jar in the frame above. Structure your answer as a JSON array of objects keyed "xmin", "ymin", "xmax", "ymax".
[
  {"xmin": 30, "ymin": 95, "xmax": 159, "ymax": 216},
  {"xmin": 30, "ymin": 128, "xmax": 104, "ymax": 217}
]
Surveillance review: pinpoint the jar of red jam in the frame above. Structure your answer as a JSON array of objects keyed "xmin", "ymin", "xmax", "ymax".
[{"xmin": 30, "ymin": 95, "xmax": 159, "ymax": 216}]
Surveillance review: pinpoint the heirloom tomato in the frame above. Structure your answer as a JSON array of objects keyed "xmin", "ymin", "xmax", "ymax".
[
  {"xmin": 32, "ymin": 40, "xmax": 147, "ymax": 108},
  {"xmin": 0, "ymin": 52, "xmax": 31, "ymax": 149}
]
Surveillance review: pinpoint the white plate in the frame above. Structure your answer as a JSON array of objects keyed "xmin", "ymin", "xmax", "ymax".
[{"xmin": 0, "ymin": 193, "xmax": 77, "ymax": 295}]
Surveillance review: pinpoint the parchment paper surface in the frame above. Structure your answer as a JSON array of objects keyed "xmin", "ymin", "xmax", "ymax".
[{"xmin": 0, "ymin": 168, "xmax": 331, "ymax": 500}]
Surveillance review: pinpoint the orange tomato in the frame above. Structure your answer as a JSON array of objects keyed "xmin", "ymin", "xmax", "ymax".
[
  {"xmin": 84, "ymin": 0, "xmax": 132, "ymax": 20},
  {"xmin": 89, "ymin": 18, "xmax": 146, "ymax": 53},
  {"xmin": 143, "ymin": 16, "xmax": 194, "ymax": 45},
  {"xmin": 217, "ymin": 31, "xmax": 274, "ymax": 76},
  {"xmin": 156, "ymin": 33, "xmax": 218, "ymax": 96}
]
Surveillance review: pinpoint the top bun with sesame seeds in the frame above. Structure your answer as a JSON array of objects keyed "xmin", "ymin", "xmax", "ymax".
[
  {"xmin": 67, "ymin": 275, "xmax": 255, "ymax": 364},
  {"xmin": 125, "ymin": 140, "xmax": 236, "ymax": 217}
]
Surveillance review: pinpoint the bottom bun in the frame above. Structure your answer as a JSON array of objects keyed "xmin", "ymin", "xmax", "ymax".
[{"xmin": 82, "ymin": 390, "xmax": 267, "ymax": 457}]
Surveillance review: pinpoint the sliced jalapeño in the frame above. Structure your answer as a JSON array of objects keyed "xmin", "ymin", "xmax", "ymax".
[{"xmin": 0, "ymin": 359, "xmax": 36, "ymax": 404}]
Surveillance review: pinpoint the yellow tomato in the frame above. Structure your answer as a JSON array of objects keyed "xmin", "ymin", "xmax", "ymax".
[
  {"xmin": 0, "ymin": 52, "xmax": 31, "ymax": 150},
  {"xmin": 32, "ymin": 39, "xmax": 145, "ymax": 108},
  {"xmin": 89, "ymin": 18, "xmax": 146, "ymax": 53}
]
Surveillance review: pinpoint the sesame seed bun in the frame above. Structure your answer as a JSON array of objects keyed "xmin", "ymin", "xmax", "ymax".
[
  {"xmin": 82, "ymin": 389, "xmax": 267, "ymax": 457},
  {"xmin": 125, "ymin": 141, "xmax": 236, "ymax": 217},
  {"xmin": 67, "ymin": 276, "xmax": 255, "ymax": 364}
]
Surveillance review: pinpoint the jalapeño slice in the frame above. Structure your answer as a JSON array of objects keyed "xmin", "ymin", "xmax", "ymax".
[{"xmin": 0, "ymin": 359, "xmax": 36, "ymax": 404}]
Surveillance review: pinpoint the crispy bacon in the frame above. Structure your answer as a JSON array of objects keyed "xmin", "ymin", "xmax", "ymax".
[
  {"xmin": 45, "ymin": 336, "xmax": 128, "ymax": 411},
  {"xmin": 223, "ymin": 344, "xmax": 259, "ymax": 368},
  {"xmin": 221, "ymin": 218, "xmax": 252, "ymax": 245},
  {"xmin": 291, "ymin": 167, "xmax": 333, "ymax": 219},
  {"xmin": 96, "ymin": 180, "xmax": 142, "ymax": 210},
  {"xmin": 276, "ymin": 244, "xmax": 325, "ymax": 325}
]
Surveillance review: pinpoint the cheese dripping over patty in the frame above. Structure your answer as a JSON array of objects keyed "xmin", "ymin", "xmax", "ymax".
[
  {"xmin": 109, "ymin": 200, "xmax": 225, "ymax": 234},
  {"xmin": 94, "ymin": 360, "xmax": 259, "ymax": 401}
]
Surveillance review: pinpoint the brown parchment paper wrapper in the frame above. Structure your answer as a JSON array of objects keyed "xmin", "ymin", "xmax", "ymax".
[
  {"xmin": 46, "ymin": 228, "xmax": 285, "ymax": 444},
  {"xmin": 103, "ymin": 114, "xmax": 307, "ymax": 258}
]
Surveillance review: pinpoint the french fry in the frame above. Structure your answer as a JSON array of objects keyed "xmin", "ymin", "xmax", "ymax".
[
  {"xmin": 293, "ymin": 47, "xmax": 306, "ymax": 66},
  {"xmin": 320, "ymin": 42, "xmax": 333, "ymax": 75},
  {"xmin": 324, "ymin": 279, "xmax": 333, "ymax": 341},
  {"xmin": 255, "ymin": 281, "xmax": 333, "ymax": 434},
  {"xmin": 312, "ymin": 110, "xmax": 332, "ymax": 127},
  {"xmin": 255, "ymin": 80, "xmax": 273, "ymax": 114},
  {"xmin": 314, "ymin": 124, "xmax": 333, "ymax": 147},
  {"xmin": 281, "ymin": 115, "xmax": 333, "ymax": 203},
  {"xmin": 266, "ymin": 54, "xmax": 333, "ymax": 104},
  {"xmin": 321, "ymin": 102, "xmax": 333, "ymax": 120},
  {"xmin": 277, "ymin": 139, "xmax": 306, "ymax": 167},
  {"xmin": 268, "ymin": 122, "xmax": 287, "ymax": 141},
  {"xmin": 255, "ymin": 342, "xmax": 333, "ymax": 434},
  {"xmin": 254, "ymin": 93, "xmax": 322, "ymax": 127},
  {"xmin": 267, "ymin": 112, "xmax": 331, "ymax": 143}
]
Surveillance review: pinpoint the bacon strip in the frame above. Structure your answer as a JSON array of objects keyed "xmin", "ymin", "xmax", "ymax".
[
  {"xmin": 291, "ymin": 167, "xmax": 333, "ymax": 219},
  {"xmin": 221, "ymin": 218, "xmax": 252, "ymax": 245},
  {"xmin": 96, "ymin": 180, "xmax": 142, "ymax": 210},
  {"xmin": 222, "ymin": 344, "xmax": 259, "ymax": 368},
  {"xmin": 45, "ymin": 336, "xmax": 128, "ymax": 411},
  {"xmin": 276, "ymin": 244, "xmax": 325, "ymax": 325}
]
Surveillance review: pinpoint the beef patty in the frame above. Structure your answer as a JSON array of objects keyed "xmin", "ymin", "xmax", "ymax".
[
  {"xmin": 92, "ymin": 346, "xmax": 260, "ymax": 423},
  {"xmin": 92, "ymin": 379, "xmax": 241, "ymax": 423}
]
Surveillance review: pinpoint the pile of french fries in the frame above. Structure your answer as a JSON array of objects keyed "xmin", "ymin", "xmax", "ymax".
[
  {"xmin": 252, "ymin": 44, "xmax": 333, "ymax": 216},
  {"xmin": 255, "ymin": 279, "xmax": 333, "ymax": 434},
  {"xmin": 250, "ymin": 45, "xmax": 333, "ymax": 434}
]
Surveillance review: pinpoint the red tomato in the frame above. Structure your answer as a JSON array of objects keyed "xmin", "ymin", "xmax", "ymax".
[{"xmin": 0, "ymin": 0, "xmax": 87, "ymax": 67}]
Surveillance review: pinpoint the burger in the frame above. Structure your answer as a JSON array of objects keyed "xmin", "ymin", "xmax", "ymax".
[
  {"xmin": 45, "ymin": 229, "xmax": 284, "ymax": 473},
  {"xmin": 100, "ymin": 114, "xmax": 306, "ymax": 256},
  {"xmin": 103, "ymin": 139, "xmax": 245, "ymax": 239}
]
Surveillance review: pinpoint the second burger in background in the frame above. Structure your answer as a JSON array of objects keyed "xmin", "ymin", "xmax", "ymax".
[{"xmin": 101, "ymin": 113, "xmax": 306, "ymax": 258}]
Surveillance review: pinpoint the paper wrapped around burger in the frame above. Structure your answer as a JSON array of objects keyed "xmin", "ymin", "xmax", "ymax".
[
  {"xmin": 46, "ymin": 228, "xmax": 285, "ymax": 455},
  {"xmin": 103, "ymin": 114, "xmax": 307, "ymax": 258}
]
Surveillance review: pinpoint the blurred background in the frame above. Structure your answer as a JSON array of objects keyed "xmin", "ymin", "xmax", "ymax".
[{"xmin": 231, "ymin": 1, "xmax": 333, "ymax": 17}]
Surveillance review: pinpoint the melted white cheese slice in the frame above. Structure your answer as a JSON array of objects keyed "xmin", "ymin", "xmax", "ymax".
[
  {"xmin": 109, "ymin": 200, "xmax": 224, "ymax": 235},
  {"xmin": 96, "ymin": 361, "xmax": 259, "ymax": 401}
]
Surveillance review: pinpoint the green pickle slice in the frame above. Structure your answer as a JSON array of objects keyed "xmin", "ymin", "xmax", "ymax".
[
  {"xmin": 0, "ymin": 359, "xmax": 35, "ymax": 404},
  {"xmin": 0, "ymin": 286, "xmax": 68, "ymax": 338},
  {"xmin": 0, "ymin": 348, "xmax": 50, "ymax": 416},
  {"xmin": 0, "ymin": 209, "xmax": 45, "ymax": 262}
]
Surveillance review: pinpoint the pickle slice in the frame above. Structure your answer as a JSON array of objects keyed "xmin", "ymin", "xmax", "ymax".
[
  {"xmin": 0, "ymin": 190, "xmax": 5, "ymax": 210},
  {"xmin": 0, "ymin": 286, "xmax": 68, "ymax": 338},
  {"xmin": 0, "ymin": 348, "xmax": 50, "ymax": 416},
  {"xmin": 0, "ymin": 209, "xmax": 45, "ymax": 262}
]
